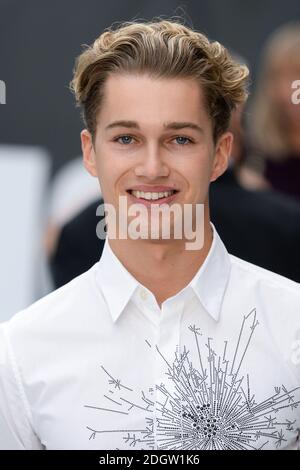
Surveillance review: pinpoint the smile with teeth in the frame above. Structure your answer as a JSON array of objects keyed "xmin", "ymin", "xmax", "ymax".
[{"xmin": 129, "ymin": 190, "xmax": 177, "ymax": 200}]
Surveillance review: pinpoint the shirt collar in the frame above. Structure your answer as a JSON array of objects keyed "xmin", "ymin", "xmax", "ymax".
[
  {"xmin": 95, "ymin": 222, "xmax": 231, "ymax": 323},
  {"xmin": 189, "ymin": 222, "xmax": 231, "ymax": 321}
]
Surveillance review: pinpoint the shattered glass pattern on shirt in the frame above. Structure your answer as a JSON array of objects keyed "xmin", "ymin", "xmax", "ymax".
[{"xmin": 85, "ymin": 308, "xmax": 300, "ymax": 449}]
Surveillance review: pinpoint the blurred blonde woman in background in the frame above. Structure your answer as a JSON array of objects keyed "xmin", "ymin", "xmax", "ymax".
[{"xmin": 240, "ymin": 22, "xmax": 300, "ymax": 201}]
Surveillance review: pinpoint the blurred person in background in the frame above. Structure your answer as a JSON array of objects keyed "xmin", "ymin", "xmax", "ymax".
[
  {"xmin": 44, "ymin": 156, "xmax": 100, "ymax": 259},
  {"xmin": 210, "ymin": 102, "xmax": 300, "ymax": 282},
  {"xmin": 240, "ymin": 22, "xmax": 300, "ymax": 200}
]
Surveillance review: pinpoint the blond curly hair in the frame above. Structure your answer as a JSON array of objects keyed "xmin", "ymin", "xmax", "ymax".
[{"xmin": 70, "ymin": 18, "xmax": 249, "ymax": 142}]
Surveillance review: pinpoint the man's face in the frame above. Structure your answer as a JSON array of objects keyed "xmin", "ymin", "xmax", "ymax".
[{"xmin": 81, "ymin": 74, "xmax": 231, "ymax": 238}]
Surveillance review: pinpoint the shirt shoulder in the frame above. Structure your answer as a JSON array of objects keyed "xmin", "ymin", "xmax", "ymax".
[
  {"xmin": 228, "ymin": 254, "xmax": 300, "ymax": 383},
  {"xmin": 5, "ymin": 263, "xmax": 104, "ymax": 335},
  {"xmin": 228, "ymin": 252, "xmax": 300, "ymax": 340},
  {"xmin": 229, "ymin": 253, "xmax": 300, "ymax": 296}
]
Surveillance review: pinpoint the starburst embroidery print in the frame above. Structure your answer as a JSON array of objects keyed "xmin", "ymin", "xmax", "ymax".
[{"xmin": 85, "ymin": 308, "xmax": 300, "ymax": 449}]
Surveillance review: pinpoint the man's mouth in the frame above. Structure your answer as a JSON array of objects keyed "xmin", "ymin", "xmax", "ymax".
[{"xmin": 126, "ymin": 189, "xmax": 179, "ymax": 201}]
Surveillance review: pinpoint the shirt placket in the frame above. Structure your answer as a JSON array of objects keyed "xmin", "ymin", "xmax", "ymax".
[{"xmin": 153, "ymin": 299, "xmax": 184, "ymax": 450}]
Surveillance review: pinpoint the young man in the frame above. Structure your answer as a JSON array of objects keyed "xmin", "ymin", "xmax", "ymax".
[{"xmin": 0, "ymin": 19, "xmax": 300, "ymax": 451}]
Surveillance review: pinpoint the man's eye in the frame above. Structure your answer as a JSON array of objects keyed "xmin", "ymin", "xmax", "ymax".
[
  {"xmin": 114, "ymin": 135, "xmax": 135, "ymax": 145},
  {"xmin": 173, "ymin": 136, "xmax": 193, "ymax": 145}
]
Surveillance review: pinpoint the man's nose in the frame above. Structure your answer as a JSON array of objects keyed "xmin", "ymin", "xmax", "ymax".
[{"xmin": 134, "ymin": 144, "xmax": 169, "ymax": 179}]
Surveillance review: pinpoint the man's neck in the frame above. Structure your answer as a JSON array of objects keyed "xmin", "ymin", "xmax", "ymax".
[{"xmin": 107, "ymin": 217, "xmax": 213, "ymax": 309}]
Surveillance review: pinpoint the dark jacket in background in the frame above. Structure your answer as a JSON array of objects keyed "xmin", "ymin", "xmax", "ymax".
[{"xmin": 50, "ymin": 199, "xmax": 105, "ymax": 289}]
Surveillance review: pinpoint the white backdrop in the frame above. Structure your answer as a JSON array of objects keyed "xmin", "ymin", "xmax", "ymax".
[{"xmin": 0, "ymin": 145, "xmax": 52, "ymax": 322}]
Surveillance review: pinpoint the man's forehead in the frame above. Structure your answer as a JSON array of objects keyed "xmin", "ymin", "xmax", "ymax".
[
  {"xmin": 99, "ymin": 73, "xmax": 209, "ymax": 126},
  {"xmin": 102, "ymin": 72, "xmax": 205, "ymax": 100}
]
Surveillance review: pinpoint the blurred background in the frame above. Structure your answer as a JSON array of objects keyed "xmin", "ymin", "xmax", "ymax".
[{"xmin": 1, "ymin": 0, "xmax": 300, "ymax": 325}]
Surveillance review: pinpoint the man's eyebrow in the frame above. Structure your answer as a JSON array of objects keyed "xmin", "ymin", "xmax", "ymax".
[{"xmin": 105, "ymin": 120, "xmax": 204, "ymax": 133}]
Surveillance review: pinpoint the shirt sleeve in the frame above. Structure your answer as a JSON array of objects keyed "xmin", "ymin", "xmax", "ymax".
[{"xmin": 0, "ymin": 323, "xmax": 43, "ymax": 449}]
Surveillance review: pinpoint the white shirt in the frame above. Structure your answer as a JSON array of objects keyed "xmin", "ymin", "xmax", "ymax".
[{"xmin": 0, "ymin": 224, "xmax": 300, "ymax": 450}]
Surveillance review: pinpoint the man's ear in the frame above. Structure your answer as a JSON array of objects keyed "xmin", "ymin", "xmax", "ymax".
[
  {"xmin": 81, "ymin": 129, "xmax": 98, "ymax": 177},
  {"xmin": 210, "ymin": 131, "xmax": 233, "ymax": 182}
]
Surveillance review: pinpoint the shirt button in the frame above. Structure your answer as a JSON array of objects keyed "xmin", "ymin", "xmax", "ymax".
[{"xmin": 140, "ymin": 288, "xmax": 148, "ymax": 300}]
